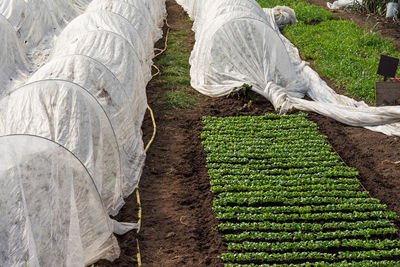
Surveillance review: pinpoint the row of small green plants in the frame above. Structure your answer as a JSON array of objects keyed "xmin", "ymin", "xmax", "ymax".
[
  {"xmin": 226, "ymin": 260, "xmax": 400, "ymax": 267},
  {"xmin": 257, "ymin": 0, "xmax": 400, "ymax": 104},
  {"xmin": 201, "ymin": 114, "xmax": 400, "ymax": 265}
]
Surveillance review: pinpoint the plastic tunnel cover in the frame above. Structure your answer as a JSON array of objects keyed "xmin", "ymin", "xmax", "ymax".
[
  {"xmin": 0, "ymin": 80, "xmax": 124, "ymax": 216},
  {"xmin": 190, "ymin": 16, "xmax": 305, "ymax": 108},
  {"xmin": 54, "ymin": 11, "xmax": 151, "ymax": 78},
  {"xmin": 0, "ymin": 14, "xmax": 28, "ymax": 95},
  {"xmin": 87, "ymin": 0, "xmax": 162, "ymax": 45},
  {"xmin": 0, "ymin": 134, "xmax": 119, "ymax": 267},
  {"xmin": 29, "ymin": 55, "xmax": 147, "ymax": 196},
  {"xmin": 122, "ymin": 0, "xmax": 166, "ymax": 28},
  {"xmin": 52, "ymin": 29, "xmax": 149, "ymax": 91}
]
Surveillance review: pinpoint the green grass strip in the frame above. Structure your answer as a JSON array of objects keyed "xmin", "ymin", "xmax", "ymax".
[{"xmin": 156, "ymin": 30, "xmax": 198, "ymax": 109}]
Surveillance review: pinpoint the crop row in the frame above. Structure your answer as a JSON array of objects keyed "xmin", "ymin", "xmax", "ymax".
[
  {"xmin": 211, "ymin": 182, "xmax": 360, "ymax": 193},
  {"xmin": 228, "ymin": 239, "xmax": 400, "ymax": 252},
  {"xmin": 202, "ymin": 121, "xmax": 318, "ymax": 131},
  {"xmin": 220, "ymin": 248, "xmax": 400, "ymax": 263},
  {"xmin": 207, "ymin": 155, "xmax": 340, "ymax": 164},
  {"xmin": 217, "ymin": 210, "xmax": 398, "ymax": 222},
  {"xmin": 209, "ymin": 176, "xmax": 360, "ymax": 186},
  {"xmin": 224, "ymin": 227, "xmax": 397, "ymax": 242},
  {"xmin": 209, "ymin": 166, "xmax": 358, "ymax": 176},
  {"xmin": 225, "ymin": 259, "xmax": 400, "ymax": 267},
  {"xmin": 202, "ymin": 135, "xmax": 327, "ymax": 143},
  {"xmin": 218, "ymin": 190, "xmax": 368, "ymax": 199},
  {"xmin": 207, "ymin": 153, "xmax": 339, "ymax": 162},
  {"xmin": 214, "ymin": 196, "xmax": 380, "ymax": 207},
  {"xmin": 201, "ymin": 132, "xmax": 322, "ymax": 140},
  {"xmin": 202, "ymin": 150, "xmax": 337, "ymax": 159},
  {"xmin": 214, "ymin": 203, "xmax": 387, "ymax": 215},
  {"xmin": 209, "ymin": 161, "xmax": 342, "ymax": 171},
  {"xmin": 218, "ymin": 220, "xmax": 395, "ymax": 232},
  {"xmin": 203, "ymin": 139, "xmax": 329, "ymax": 150}
]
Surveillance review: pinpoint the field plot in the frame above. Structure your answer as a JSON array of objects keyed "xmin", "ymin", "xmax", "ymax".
[{"xmin": 202, "ymin": 114, "xmax": 400, "ymax": 266}]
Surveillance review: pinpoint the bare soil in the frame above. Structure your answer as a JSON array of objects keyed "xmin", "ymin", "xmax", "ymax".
[{"xmin": 98, "ymin": 1, "xmax": 400, "ymax": 266}]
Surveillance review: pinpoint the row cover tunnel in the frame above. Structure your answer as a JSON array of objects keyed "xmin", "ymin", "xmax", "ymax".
[{"xmin": 0, "ymin": 0, "xmax": 166, "ymax": 266}]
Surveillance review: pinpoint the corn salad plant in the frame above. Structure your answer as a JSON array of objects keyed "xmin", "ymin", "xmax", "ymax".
[{"xmin": 201, "ymin": 114, "xmax": 400, "ymax": 266}]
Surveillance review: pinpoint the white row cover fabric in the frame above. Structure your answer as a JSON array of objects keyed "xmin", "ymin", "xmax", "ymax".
[
  {"xmin": 87, "ymin": 0, "xmax": 163, "ymax": 44},
  {"xmin": 0, "ymin": 14, "xmax": 27, "ymax": 95},
  {"xmin": 54, "ymin": 11, "xmax": 152, "ymax": 82},
  {"xmin": 0, "ymin": 0, "xmax": 84, "ymax": 48},
  {"xmin": 189, "ymin": 11, "xmax": 306, "ymax": 100},
  {"xmin": 29, "ymin": 55, "xmax": 147, "ymax": 197},
  {"xmin": 181, "ymin": 0, "xmax": 400, "ymax": 137},
  {"xmin": 0, "ymin": 135, "xmax": 119, "ymax": 267},
  {"xmin": 0, "ymin": 0, "xmax": 166, "ymax": 264},
  {"xmin": 0, "ymin": 80, "xmax": 125, "ymax": 216},
  {"xmin": 271, "ymin": 6, "xmax": 297, "ymax": 29},
  {"xmin": 327, "ymin": 0, "xmax": 362, "ymax": 9},
  {"xmin": 52, "ymin": 30, "xmax": 147, "ymax": 97},
  {"xmin": 0, "ymin": 0, "xmax": 59, "ymax": 47},
  {"xmin": 190, "ymin": 0, "xmax": 264, "ymax": 33},
  {"xmin": 123, "ymin": 0, "xmax": 166, "ymax": 28}
]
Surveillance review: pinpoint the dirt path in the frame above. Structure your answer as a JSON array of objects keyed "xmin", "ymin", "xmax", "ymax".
[{"xmin": 98, "ymin": 1, "xmax": 400, "ymax": 266}]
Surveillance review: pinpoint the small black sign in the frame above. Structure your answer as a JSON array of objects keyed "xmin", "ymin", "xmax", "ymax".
[{"xmin": 377, "ymin": 55, "xmax": 399, "ymax": 78}]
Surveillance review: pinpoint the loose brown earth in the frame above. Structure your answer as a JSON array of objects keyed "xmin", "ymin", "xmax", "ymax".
[{"xmin": 98, "ymin": 1, "xmax": 400, "ymax": 266}]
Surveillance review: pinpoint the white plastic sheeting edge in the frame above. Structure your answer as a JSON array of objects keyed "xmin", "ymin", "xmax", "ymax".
[{"xmin": 180, "ymin": 0, "xmax": 400, "ymax": 137}]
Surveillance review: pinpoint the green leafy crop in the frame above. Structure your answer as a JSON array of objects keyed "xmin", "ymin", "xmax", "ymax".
[{"xmin": 201, "ymin": 114, "xmax": 400, "ymax": 265}]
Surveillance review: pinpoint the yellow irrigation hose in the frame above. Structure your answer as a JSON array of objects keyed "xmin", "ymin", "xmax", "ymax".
[
  {"xmin": 152, "ymin": 18, "xmax": 171, "ymax": 78},
  {"xmin": 144, "ymin": 105, "xmax": 157, "ymax": 154},
  {"xmin": 154, "ymin": 27, "xmax": 170, "ymax": 58},
  {"xmin": 136, "ymin": 17, "xmax": 170, "ymax": 267},
  {"xmin": 152, "ymin": 64, "xmax": 161, "ymax": 77}
]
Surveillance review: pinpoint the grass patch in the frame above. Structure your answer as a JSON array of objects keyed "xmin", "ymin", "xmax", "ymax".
[
  {"xmin": 157, "ymin": 30, "xmax": 198, "ymax": 109},
  {"xmin": 160, "ymin": 90, "xmax": 197, "ymax": 109},
  {"xmin": 257, "ymin": 0, "xmax": 335, "ymax": 23},
  {"xmin": 284, "ymin": 20, "xmax": 400, "ymax": 103}
]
